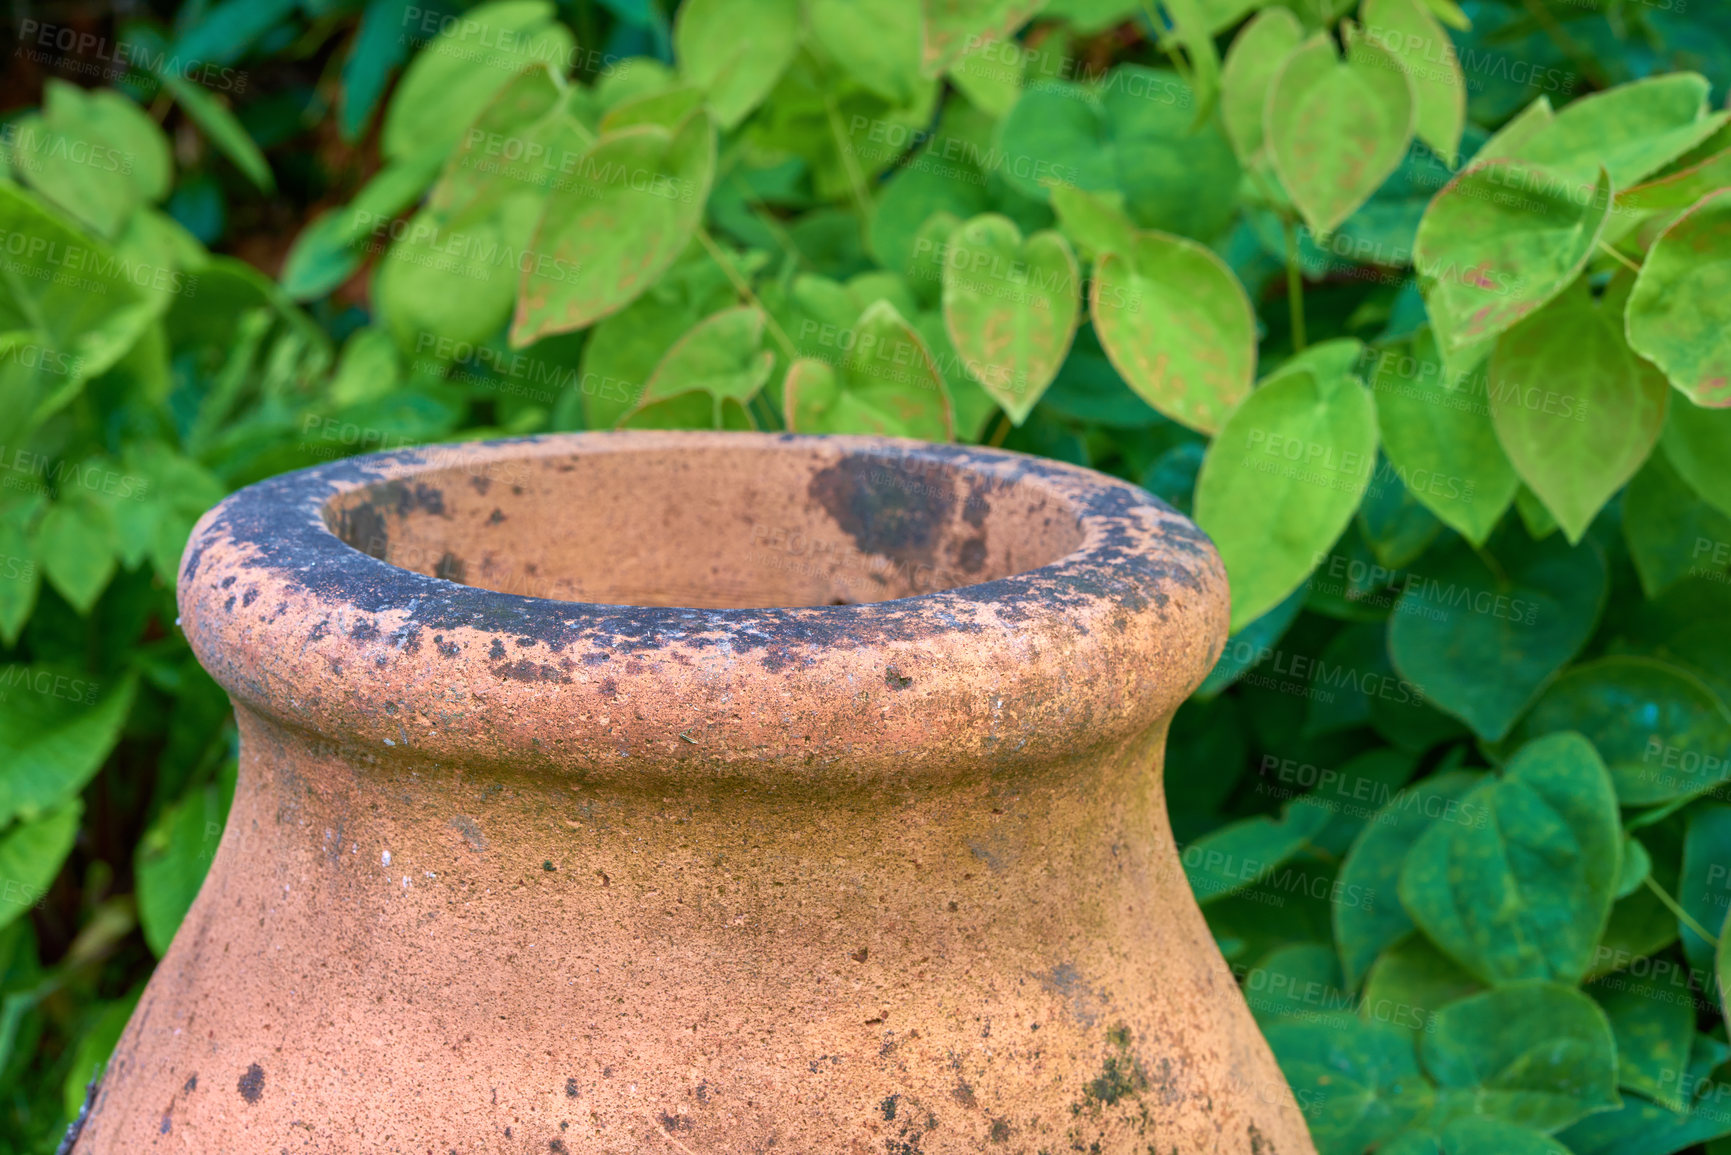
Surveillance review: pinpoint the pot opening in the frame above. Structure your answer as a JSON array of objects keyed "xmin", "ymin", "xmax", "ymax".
[{"xmin": 320, "ymin": 443, "xmax": 1087, "ymax": 609}]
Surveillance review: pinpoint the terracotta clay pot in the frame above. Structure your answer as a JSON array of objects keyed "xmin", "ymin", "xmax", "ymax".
[{"xmin": 75, "ymin": 432, "xmax": 1314, "ymax": 1155}]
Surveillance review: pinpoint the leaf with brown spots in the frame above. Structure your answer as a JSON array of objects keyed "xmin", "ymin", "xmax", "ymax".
[{"xmin": 510, "ymin": 112, "xmax": 715, "ymax": 345}]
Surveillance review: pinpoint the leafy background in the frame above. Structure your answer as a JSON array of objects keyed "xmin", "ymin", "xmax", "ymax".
[{"xmin": 2, "ymin": 0, "xmax": 1731, "ymax": 1152}]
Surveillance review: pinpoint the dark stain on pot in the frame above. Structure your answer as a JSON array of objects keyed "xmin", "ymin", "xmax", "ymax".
[
  {"xmin": 489, "ymin": 638, "xmax": 507, "ymax": 659},
  {"xmin": 880, "ymin": 1094, "xmax": 899, "ymax": 1121},
  {"xmin": 183, "ymin": 1074, "xmax": 197, "ymax": 1093},
  {"xmin": 307, "ymin": 618, "xmax": 330, "ymax": 644},
  {"xmin": 351, "ymin": 618, "xmax": 378, "ymax": 641},
  {"xmin": 658, "ymin": 1112, "xmax": 691, "ymax": 1133},
  {"xmin": 809, "ymin": 455, "xmax": 953, "ymax": 567},
  {"xmin": 434, "ymin": 634, "xmax": 459, "ymax": 657},
  {"xmin": 237, "ymin": 1063, "xmax": 264, "ymax": 1104},
  {"xmin": 885, "ymin": 666, "xmax": 912, "ymax": 690},
  {"xmin": 549, "ymin": 1140, "xmax": 568, "ymax": 1153},
  {"xmin": 565, "ymin": 1077, "xmax": 578, "ymax": 1098},
  {"xmin": 241, "ymin": 587, "xmax": 258, "ymax": 607},
  {"xmin": 951, "ymin": 1079, "xmax": 976, "ymax": 1108},
  {"xmin": 989, "ymin": 1117, "xmax": 1010, "ymax": 1142},
  {"xmin": 435, "ymin": 552, "xmax": 466, "ymax": 582},
  {"xmin": 1037, "ymin": 963, "xmax": 1104, "ymax": 1028},
  {"xmin": 1249, "ymin": 1122, "xmax": 1277, "ymax": 1154}
]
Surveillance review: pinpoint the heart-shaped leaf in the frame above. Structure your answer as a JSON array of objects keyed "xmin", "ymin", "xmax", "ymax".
[
  {"xmin": 673, "ymin": 0, "xmax": 800, "ymax": 128},
  {"xmin": 621, "ymin": 306, "xmax": 774, "ymax": 429},
  {"xmin": 1510, "ymin": 656, "xmax": 1731, "ymax": 807},
  {"xmin": 1370, "ymin": 329, "xmax": 1519, "ymax": 545},
  {"xmin": 1381, "ymin": 1118, "xmax": 1573, "ymax": 1155},
  {"xmin": 1622, "ymin": 447, "xmax": 1731, "ymax": 597},
  {"xmin": 1047, "ymin": 184, "xmax": 1136, "ymax": 263},
  {"xmin": 1335, "ymin": 769, "xmax": 1486, "ymax": 988},
  {"xmin": 1420, "ymin": 980, "xmax": 1620, "ymax": 1130},
  {"xmin": 1628, "ymin": 189, "xmax": 1731, "ymax": 408},
  {"xmin": 995, "ymin": 66, "xmax": 1241, "ymax": 240},
  {"xmin": 1510, "ymin": 72, "xmax": 1726, "ymax": 188},
  {"xmin": 920, "ymin": 0, "xmax": 1046, "ymax": 77},
  {"xmin": 1489, "ymin": 279, "xmax": 1669, "ymax": 542},
  {"xmin": 783, "ymin": 300, "xmax": 953, "ymax": 440},
  {"xmin": 809, "ymin": 0, "xmax": 927, "ymax": 108},
  {"xmin": 1591, "ymin": 969, "xmax": 1696, "ymax": 1113},
  {"xmin": 940, "ymin": 214, "xmax": 1080, "ymax": 424},
  {"xmin": 1412, "ymin": 162, "xmax": 1612, "ymax": 373},
  {"xmin": 1091, "ymin": 230, "xmax": 1256, "ymax": 434},
  {"xmin": 1361, "ymin": 0, "xmax": 1466, "ymax": 165},
  {"xmin": 511, "ymin": 112, "xmax": 716, "ymax": 344},
  {"xmin": 0, "ymin": 668, "xmax": 136, "ymax": 826},
  {"xmin": 1194, "ymin": 364, "xmax": 1377, "ymax": 629},
  {"xmin": 1266, "ymin": 31, "xmax": 1416, "ymax": 237},
  {"xmin": 1660, "ymin": 399, "xmax": 1731, "ymax": 520},
  {"xmin": 1264, "ymin": 1014, "xmax": 1436, "ymax": 1154},
  {"xmin": 1220, "ymin": 6, "xmax": 1303, "ymax": 164},
  {"xmin": 1400, "ymin": 732, "xmax": 1622, "ymax": 986},
  {"xmin": 0, "ymin": 800, "xmax": 80, "ymax": 934},
  {"xmin": 1388, "ymin": 531, "xmax": 1607, "ymax": 741}
]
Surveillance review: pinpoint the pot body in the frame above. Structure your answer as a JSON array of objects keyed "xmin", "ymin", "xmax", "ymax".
[{"xmin": 74, "ymin": 433, "xmax": 1314, "ymax": 1155}]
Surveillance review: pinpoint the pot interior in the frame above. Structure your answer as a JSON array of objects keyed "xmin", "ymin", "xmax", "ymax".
[{"xmin": 321, "ymin": 443, "xmax": 1087, "ymax": 609}]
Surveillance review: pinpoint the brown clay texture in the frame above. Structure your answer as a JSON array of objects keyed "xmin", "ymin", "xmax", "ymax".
[{"xmin": 75, "ymin": 432, "xmax": 1316, "ymax": 1155}]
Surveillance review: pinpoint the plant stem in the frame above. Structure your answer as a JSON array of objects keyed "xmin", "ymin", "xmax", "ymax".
[
  {"xmin": 1282, "ymin": 216, "xmax": 1307, "ymax": 352},
  {"xmin": 1519, "ymin": 0, "xmax": 1610, "ymax": 91},
  {"xmin": 1644, "ymin": 874, "xmax": 1720, "ymax": 947},
  {"xmin": 823, "ymin": 91, "xmax": 874, "ymax": 225},
  {"xmin": 987, "ymin": 409, "xmax": 1014, "ymax": 447},
  {"xmin": 1597, "ymin": 239, "xmax": 1642, "ymax": 276},
  {"xmin": 696, "ymin": 227, "xmax": 799, "ymax": 362}
]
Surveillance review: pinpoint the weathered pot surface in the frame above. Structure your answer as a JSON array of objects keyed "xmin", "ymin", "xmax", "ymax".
[{"xmin": 75, "ymin": 431, "xmax": 1315, "ymax": 1154}]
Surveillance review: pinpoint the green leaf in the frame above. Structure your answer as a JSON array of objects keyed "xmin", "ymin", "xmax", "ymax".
[
  {"xmin": 1382, "ymin": 1118, "xmax": 1574, "ymax": 1155},
  {"xmin": 948, "ymin": 32, "xmax": 1025, "ymax": 119},
  {"xmin": 136, "ymin": 783, "xmax": 228, "ymax": 956},
  {"xmin": 1336, "ymin": 771, "xmax": 1485, "ymax": 988},
  {"xmin": 783, "ymin": 300, "xmax": 953, "ymax": 439},
  {"xmin": 1091, "ymin": 230, "xmax": 1256, "ymax": 435},
  {"xmin": 0, "ymin": 669, "xmax": 136, "ymax": 826},
  {"xmin": 1558, "ymin": 1033, "xmax": 1731, "ymax": 1155},
  {"xmin": 382, "ymin": 0, "xmax": 575, "ymax": 164},
  {"xmin": 36, "ymin": 499, "xmax": 116, "ymax": 614},
  {"xmin": 808, "ymin": 0, "xmax": 926, "ymax": 108},
  {"xmin": 1220, "ymin": 6, "xmax": 1303, "ymax": 165},
  {"xmin": 1159, "ymin": 0, "xmax": 1221, "ymax": 126},
  {"xmin": 1400, "ymin": 732, "xmax": 1623, "ymax": 986},
  {"xmin": 377, "ymin": 197, "xmax": 538, "ymax": 355},
  {"xmin": 512, "ymin": 113, "xmax": 717, "ymax": 343},
  {"xmin": 673, "ymin": 0, "xmax": 800, "ymax": 129},
  {"xmin": 1488, "ymin": 279, "xmax": 1669, "ymax": 543},
  {"xmin": 1361, "ymin": 934, "xmax": 1483, "ymax": 1037},
  {"xmin": 1264, "ymin": 1013, "xmax": 1436, "ymax": 1154},
  {"xmin": 8, "ymin": 80, "xmax": 172, "ymax": 238},
  {"xmin": 1047, "ymin": 184, "xmax": 1136, "ymax": 264},
  {"xmin": 0, "ymin": 800, "xmax": 80, "ymax": 934},
  {"xmin": 1388, "ymin": 532, "xmax": 1607, "ymax": 741},
  {"xmin": 620, "ymin": 306, "xmax": 774, "ymax": 429},
  {"xmin": 1422, "ymin": 980, "xmax": 1620, "ymax": 1131},
  {"xmin": 1661, "ymin": 400, "xmax": 1731, "ymax": 521},
  {"xmin": 1182, "ymin": 797, "xmax": 1333, "ymax": 905},
  {"xmin": 1370, "ymin": 329, "xmax": 1519, "ymax": 545},
  {"xmin": 1194, "ymin": 584, "xmax": 1305, "ymax": 699},
  {"xmin": 1194, "ymin": 367, "xmax": 1378, "ymax": 630},
  {"xmin": 1624, "ymin": 447, "xmax": 1731, "ymax": 598},
  {"xmin": 1412, "ymin": 162, "xmax": 1612, "ymax": 373},
  {"xmin": 157, "ymin": 71, "xmax": 272, "ymax": 192},
  {"xmin": 1242, "ymin": 942, "xmax": 1346, "ymax": 1026},
  {"xmin": 1512, "ymin": 73, "xmax": 1726, "ymax": 189},
  {"xmin": 939, "ymin": 215, "xmax": 1078, "ymax": 424},
  {"xmin": 429, "ymin": 65, "xmax": 583, "ymax": 225},
  {"xmin": 1627, "ymin": 189, "xmax": 1731, "ymax": 408},
  {"xmin": 1511, "ymin": 657, "xmax": 1731, "ymax": 807},
  {"xmin": 1361, "ymin": 0, "xmax": 1466, "ymax": 165},
  {"xmin": 340, "ymin": 0, "xmax": 413, "ymax": 141},
  {"xmin": 61, "ymin": 989, "xmax": 141, "ymax": 1117},
  {"xmin": 995, "ymin": 67, "xmax": 1241, "ymax": 240},
  {"xmin": 1592, "ymin": 970, "xmax": 1696, "ymax": 1113},
  {"xmin": 1680, "ymin": 806, "xmax": 1731, "ymax": 980},
  {"xmin": 1266, "ymin": 31, "xmax": 1415, "ymax": 238},
  {"xmin": 920, "ymin": 0, "xmax": 1046, "ymax": 77},
  {"xmin": 0, "ymin": 500, "xmax": 41, "ymax": 647}
]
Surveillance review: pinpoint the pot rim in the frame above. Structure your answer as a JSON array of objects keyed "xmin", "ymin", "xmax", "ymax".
[{"xmin": 177, "ymin": 432, "xmax": 1228, "ymax": 783}]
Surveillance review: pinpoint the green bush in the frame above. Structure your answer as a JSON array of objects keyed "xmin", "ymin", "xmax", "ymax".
[{"xmin": 3, "ymin": 1, "xmax": 1731, "ymax": 1152}]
